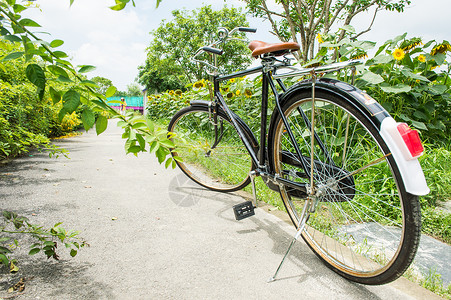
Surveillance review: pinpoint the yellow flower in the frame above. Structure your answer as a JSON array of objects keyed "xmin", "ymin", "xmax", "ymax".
[
  {"xmin": 193, "ymin": 80, "xmax": 205, "ymax": 89},
  {"xmin": 175, "ymin": 90, "xmax": 183, "ymax": 96},
  {"xmin": 168, "ymin": 90, "xmax": 175, "ymax": 96},
  {"xmin": 226, "ymin": 92, "xmax": 234, "ymax": 99},
  {"xmin": 222, "ymin": 87, "xmax": 229, "ymax": 93},
  {"xmin": 400, "ymin": 37, "xmax": 423, "ymax": 52},
  {"xmin": 317, "ymin": 33, "xmax": 324, "ymax": 44},
  {"xmin": 418, "ymin": 55, "xmax": 426, "ymax": 63},
  {"xmin": 244, "ymin": 88, "xmax": 253, "ymax": 98},
  {"xmin": 392, "ymin": 48, "xmax": 405, "ymax": 61},
  {"xmin": 236, "ymin": 89, "xmax": 241, "ymax": 96},
  {"xmin": 431, "ymin": 41, "xmax": 451, "ymax": 56},
  {"xmin": 229, "ymin": 78, "xmax": 236, "ymax": 84}
]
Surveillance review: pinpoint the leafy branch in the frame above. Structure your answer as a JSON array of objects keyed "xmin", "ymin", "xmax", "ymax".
[
  {"xmin": 0, "ymin": 211, "xmax": 88, "ymax": 271},
  {"xmin": 0, "ymin": 0, "xmax": 176, "ymax": 165}
]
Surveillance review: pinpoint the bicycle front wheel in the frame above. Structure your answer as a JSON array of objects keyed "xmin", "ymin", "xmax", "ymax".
[
  {"xmin": 168, "ymin": 105, "xmax": 253, "ymax": 192},
  {"xmin": 268, "ymin": 90, "xmax": 421, "ymax": 285}
]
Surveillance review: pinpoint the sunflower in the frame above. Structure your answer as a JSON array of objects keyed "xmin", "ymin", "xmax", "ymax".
[
  {"xmin": 229, "ymin": 78, "xmax": 236, "ymax": 84},
  {"xmin": 400, "ymin": 37, "xmax": 423, "ymax": 52},
  {"xmin": 244, "ymin": 88, "xmax": 253, "ymax": 98},
  {"xmin": 226, "ymin": 92, "xmax": 234, "ymax": 99},
  {"xmin": 236, "ymin": 89, "xmax": 241, "ymax": 96},
  {"xmin": 351, "ymin": 50, "xmax": 368, "ymax": 60},
  {"xmin": 175, "ymin": 90, "xmax": 183, "ymax": 96},
  {"xmin": 392, "ymin": 48, "xmax": 405, "ymax": 61},
  {"xmin": 418, "ymin": 55, "xmax": 426, "ymax": 63},
  {"xmin": 431, "ymin": 41, "xmax": 451, "ymax": 56},
  {"xmin": 193, "ymin": 80, "xmax": 205, "ymax": 89},
  {"xmin": 222, "ymin": 86, "xmax": 229, "ymax": 93}
]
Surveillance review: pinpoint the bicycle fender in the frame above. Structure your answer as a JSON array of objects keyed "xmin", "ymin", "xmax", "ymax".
[
  {"xmin": 380, "ymin": 117, "xmax": 430, "ymax": 195},
  {"xmin": 276, "ymin": 78, "xmax": 429, "ymax": 196}
]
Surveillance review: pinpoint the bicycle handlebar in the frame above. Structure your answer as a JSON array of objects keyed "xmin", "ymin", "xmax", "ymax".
[
  {"xmin": 238, "ymin": 27, "xmax": 257, "ymax": 33},
  {"xmin": 192, "ymin": 26, "xmax": 257, "ymax": 74},
  {"xmin": 202, "ymin": 46, "xmax": 224, "ymax": 56}
]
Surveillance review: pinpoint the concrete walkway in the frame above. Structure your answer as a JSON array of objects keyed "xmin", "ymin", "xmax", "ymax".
[{"xmin": 0, "ymin": 120, "xmax": 442, "ymax": 299}]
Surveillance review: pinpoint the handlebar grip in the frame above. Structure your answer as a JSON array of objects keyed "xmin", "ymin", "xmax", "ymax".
[
  {"xmin": 238, "ymin": 27, "xmax": 257, "ymax": 33},
  {"xmin": 202, "ymin": 46, "xmax": 224, "ymax": 55}
]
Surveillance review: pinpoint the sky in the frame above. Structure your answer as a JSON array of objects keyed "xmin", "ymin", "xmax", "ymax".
[{"xmin": 24, "ymin": 0, "xmax": 451, "ymax": 91}]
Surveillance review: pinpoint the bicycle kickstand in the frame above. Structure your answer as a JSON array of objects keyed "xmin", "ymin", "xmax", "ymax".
[{"xmin": 268, "ymin": 200, "xmax": 310, "ymax": 282}]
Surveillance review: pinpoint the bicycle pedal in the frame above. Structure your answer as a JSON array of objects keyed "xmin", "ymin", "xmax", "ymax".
[{"xmin": 233, "ymin": 201, "xmax": 255, "ymax": 221}]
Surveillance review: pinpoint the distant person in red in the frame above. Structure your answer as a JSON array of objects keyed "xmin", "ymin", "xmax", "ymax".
[{"xmin": 120, "ymin": 97, "xmax": 127, "ymax": 115}]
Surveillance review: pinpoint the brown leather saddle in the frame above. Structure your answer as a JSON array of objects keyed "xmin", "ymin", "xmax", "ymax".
[{"xmin": 248, "ymin": 40, "xmax": 300, "ymax": 58}]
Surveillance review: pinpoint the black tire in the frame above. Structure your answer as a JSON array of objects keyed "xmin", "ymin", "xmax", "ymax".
[
  {"xmin": 268, "ymin": 90, "xmax": 421, "ymax": 285},
  {"xmin": 168, "ymin": 105, "xmax": 255, "ymax": 192}
]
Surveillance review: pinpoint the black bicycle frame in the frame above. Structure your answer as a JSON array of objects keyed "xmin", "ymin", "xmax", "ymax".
[{"xmin": 209, "ymin": 60, "xmax": 319, "ymax": 194}]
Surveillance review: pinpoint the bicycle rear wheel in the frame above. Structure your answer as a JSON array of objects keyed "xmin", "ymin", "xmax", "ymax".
[
  {"xmin": 168, "ymin": 105, "xmax": 253, "ymax": 192},
  {"xmin": 268, "ymin": 90, "xmax": 421, "ymax": 285}
]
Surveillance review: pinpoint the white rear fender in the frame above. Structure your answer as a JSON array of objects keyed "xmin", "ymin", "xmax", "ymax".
[{"xmin": 379, "ymin": 117, "xmax": 430, "ymax": 196}]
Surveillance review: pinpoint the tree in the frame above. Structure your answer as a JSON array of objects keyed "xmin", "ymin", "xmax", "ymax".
[
  {"xmin": 126, "ymin": 83, "xmax": 143, "ymax": 96},
  {"xmin": 243, "ymin": 0, "xmax": 411, "ymax": 61},
  {"xmin": 91, "ymin": 76, "xmax": 114, "ymax": 95},
  {"xmin": 138, "ymin": 5, "xmax": 252, "ymax": 93}
]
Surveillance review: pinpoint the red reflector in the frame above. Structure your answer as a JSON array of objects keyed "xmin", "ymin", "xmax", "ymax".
[{"xmin": 397, "ymin": 123, "xmax": 424, "ymax": 158}]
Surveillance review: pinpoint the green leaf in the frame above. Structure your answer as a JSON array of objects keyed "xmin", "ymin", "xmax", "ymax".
[
  {"xmin": 62, "ymin": 90, "xmax": 81, "ymax": 113},
  {"xmin": 105, "ymin": 86, "xmax": 117, "ymax": 98},
  {"xmin": 132, "ymin": 122, "xmax": 147, "ymax": 129},
  {"xmin": 413, "ymin": 110, "xmax": 428, "ymax": 121},
  {"xmin": 81, "ymin": 108, "xmax": 95, "ymax": 131},
  {"xmin": 360, "ymin": 71, "xmax": 385, "ymax": 85},
  {"xmin": 78, "ymin": 65, "xmax": 96, "ymax": 73},
  {"xmin": 81, "ymin": 80, "xmax": 99, "ymax": 89},
  {"xmin": 432, "ymin": 53, "xmax": 446, "ymax": 65},
  {"xmin": 3, "ymin": 51, "xmax": 24, "ymax": 60},
  {"xmin": 3, "ymin": 35, "xmax": 21, "ymax": 43},
  {"xmin": 53, "ymin": 50, "xmax": 68, "ymax": 58},
  {"xmin": 400, "ymin": 69, "xmax": 430, "ymax": 82},
  {"xmin": 96, "ymin": 115, "xmax": 108, "ymax": 135},
  {"xmin": 58, "ymin": 107, "xmax": 68, "ymax": 122},
  {"xmin": 57, "ymin": 75, "xmax": 73, "ymax": 83},
  {"xmin": 29, "ymin": 248, "xmax": 41, "ymax": 255},
  {"xmin": 410, "ymin": 120, "xmax": 427, "ymax": 131},
  {"xmin": 339, "ymin": 25, "xmax": 355, "ymax": 34},
  {"xmin": 428, "ymin": 85, "xmax": 447, "ymax": 95},
  {"xmin": 26, "ymin": 63, "xmax": 46, "ymax": 89},
  {"xmin": 165, "ymin": 157, "xmax": 172, "ymax": 169},
  {"xmin": 70, "ymin": 249, "xmax": 77, "ymax": 257},
  {"xmin": 47, "ymin": 65, "xmax": 69, "ymax": 78},
  {"xmin": 49, "ymin": 86, "xmax": 61, "ymax": 104},
  {"xmin": 379, "ymin": 83, "xmax": 411, "ymax": 94},
  {"xmin": 92, "ymin": 100, "xmax": 109, "ymax": 110},
  {"xmin": 156, "ymin": 147, "xmax": 166, "ymax": 164},
  {"xmin": 370, "ymin": 54, "xmax": 394, "ymax": 65},
  {"xmin": 108, "ymin": 100, "xmax": 122, "ymax": 104},
  {"xmin": 110, "ymin": 2, "xmax": 127, "ymax": 10},
  {"xmin": 0, "ymin": 254, "xmax": 8, "ymax": 266},
  {"xmin": 50, "ymin": 39, "xmax": 64, "ymax": 48},
  {"xmin": 160, "ymin": 139, "xmax": 175, "ymax": 148},
  {"xmin": 136, "ymin": 133, "xmax": 146, "ymax": 149},
  {"xmin": 19, "ymin": 18, "xmax": 41, "ymax": 27}
]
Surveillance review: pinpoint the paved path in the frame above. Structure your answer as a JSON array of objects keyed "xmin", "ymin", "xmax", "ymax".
[{"xmin": 0, "ymin": 120, "xmax": 442, "ymax": 299}]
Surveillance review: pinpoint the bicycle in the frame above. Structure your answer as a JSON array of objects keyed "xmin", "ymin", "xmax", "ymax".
[{"xmin": 167, "ymin": 27, "xmax": 430, "ymax": 285}]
